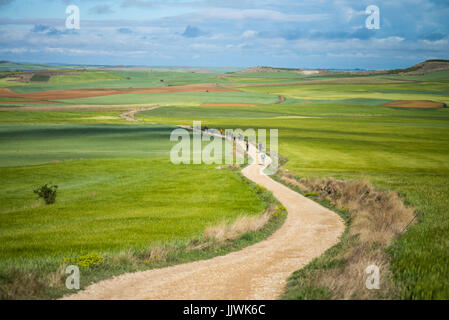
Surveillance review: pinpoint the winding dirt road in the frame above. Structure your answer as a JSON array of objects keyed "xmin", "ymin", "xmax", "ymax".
[{"xmin": 63, "ymin": 135, "xmax": 344, "ymax": 300}]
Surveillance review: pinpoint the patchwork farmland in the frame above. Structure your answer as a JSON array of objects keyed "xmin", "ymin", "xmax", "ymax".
[{"xmin": 0, "ymin": 60, "xmax": 448, "ymax": 300}]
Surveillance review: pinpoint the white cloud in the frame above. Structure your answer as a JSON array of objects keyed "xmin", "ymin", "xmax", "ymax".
[
  {"xmin": 344, "ymin": 7, "xmax": 365, "ymax": 22},
  {"xmin": 327, "ymin": 52, "xmax": 379, "ymax": 58},
  {"xmin": 181, "ymin": 8, "xmax": 329, "ymax": 22},
  {"xmin": 377, "ymin": 36, "xmax": 405, "ymax": 43},
  {"xmin": 0, "ymin": 48, "xmax": 36, "ymax": 53},
  {"xmin": 241, "ymin": 30, "xmax": 257, "ymax": 38},
  {"xmin": 422, "ymin": 38, "xmax": 449, "ymax": 46},
  {"xmin": 190, "ymin": 43, "xmax": 220, "ymax": 51}
]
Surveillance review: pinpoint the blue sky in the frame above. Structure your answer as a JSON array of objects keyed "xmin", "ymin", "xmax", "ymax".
[{"xmin": 0, "ymin": 0, "xmax": 448, "ymax": 69}]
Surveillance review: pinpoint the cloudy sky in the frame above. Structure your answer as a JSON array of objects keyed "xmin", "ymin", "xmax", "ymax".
[{"xmin": 0, "ymin": 0, "xmax": 448, "ymax": 69}]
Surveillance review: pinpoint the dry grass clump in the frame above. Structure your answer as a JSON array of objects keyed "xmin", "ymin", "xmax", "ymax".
[
  {"xmin": 112, "ymin": 251, "xmax": 139, "ymax": 266},
  {"xmin": 295, "ymin": 177, "xmax": 416, "ymax": 245},
  {"xmin": 143, "ymin": 246, "xmax": 170, "ymax": 263},
  {"xmin": 47, "ymin": 263, "xmax": 67, "ymax": 288},
  {"xmin": 315, "ymin": 242, "xmax": 395, "ymax": 299},
  {"xmin": 281, "ymin": 173, "xmax": 416, "ymax": 299},
  {"xmin": 0, "ymin": 269, "xmax": 45, "ymax": 299},
  {"xmin": 204, "ymin": 206, "xmax": 274, "ymax": 242}
]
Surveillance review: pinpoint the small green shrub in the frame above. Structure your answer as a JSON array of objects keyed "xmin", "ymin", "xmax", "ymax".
[
  {"xmin": 30, "ymin": 74, "xmax": 50, "ymax": 82},
  {"xmin": 274, "ymin": 205, "xmax": 287, "ymax": 217},
  {"xmin": 304, "ymin": 192, "xmax": 318, "ymax": 197},
  {"xmin": 64, "ymin": 253, "xmax": 104, "ymax": 269},
  {"xmin": 278, "ymin": 204, "xmax": 286, "ymax": 212},
  {"xmin": 33, "ymin": 184, "xmax": 58, "ymax": 205}
]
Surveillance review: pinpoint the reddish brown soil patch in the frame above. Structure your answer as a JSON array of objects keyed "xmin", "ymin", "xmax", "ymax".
[
  {"xmin": 0, "ymin": 89, "xmax": 16, "ymax": 95},
  {"xmin": 384, "ymin": 100, "xmax": 446, "ymax": 109},
  {"xmin": 0, "ymin": 100, "xmax": 62, "ymax": 105},
  {"xmin": 0, "ymin": 84, "xmax": 235, "ymax": 101},
  {"xmin": 0, "ymin": 105, "xmax": 133, "ymax": 112}
]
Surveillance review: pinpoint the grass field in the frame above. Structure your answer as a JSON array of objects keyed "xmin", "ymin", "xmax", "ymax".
[
  {"xmin": 145, "ymin": 108, "xmax": 449, "ymax": 299},
  {"xmin": 0, "ymin": 70, "xmax": 231, "ymax": 93},
  {"xmin": 0, "ymin": 97, "xmax": 33, "ymax": 102},
  {"xmin": 55, "ymin": 91, "xmax": 279, "ymax": 105},
  {"xmin": 0, "ymin": 158, "xmax": 265, "ymax": 260},
  {"xmin": 139, "ymin": 105, "xmax": 289, "ymax": 119},
  {"xmin": 0, "ymin": 123, "xmax": 175, "ymax": 166},
  {"xmin": 239, "ymin": 82, "xmax": 449, "ymax": 105},
  {"xmin": 0, "ymin": 111, "xmax": 129, "ymax": 124},
  {"xmin": 132, "ymin": 71, "xmax": 449, "ymax": 299},
  {"xmin": 0, "ymin": 122, "xmax": 275, "ymax": 298},
  {"xmin": 1, "ymin": 65, "xmax": 448, "ymax": 299}
]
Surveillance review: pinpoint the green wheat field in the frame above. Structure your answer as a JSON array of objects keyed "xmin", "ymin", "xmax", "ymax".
[{"xmin": 0, "ymin": 62, "xmax": 448, "ymax": 299}]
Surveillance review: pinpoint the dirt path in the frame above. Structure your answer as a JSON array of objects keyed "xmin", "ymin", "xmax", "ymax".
[
  {"xmin": 274, "ymin": 95, "xmax": 286, "ymax": 104},
  {"xmin": 119, "ymin": 105, "xmax": 160, "ymax": 121},
  {"xmin": 63, "ymin": 134, "xmax": 344, "ymax": 300}
]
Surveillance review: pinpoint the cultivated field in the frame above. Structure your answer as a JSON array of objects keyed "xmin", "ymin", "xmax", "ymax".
[{"xmin": 0, "ymin": 61, "xmax": 448, "ymax": 299}]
